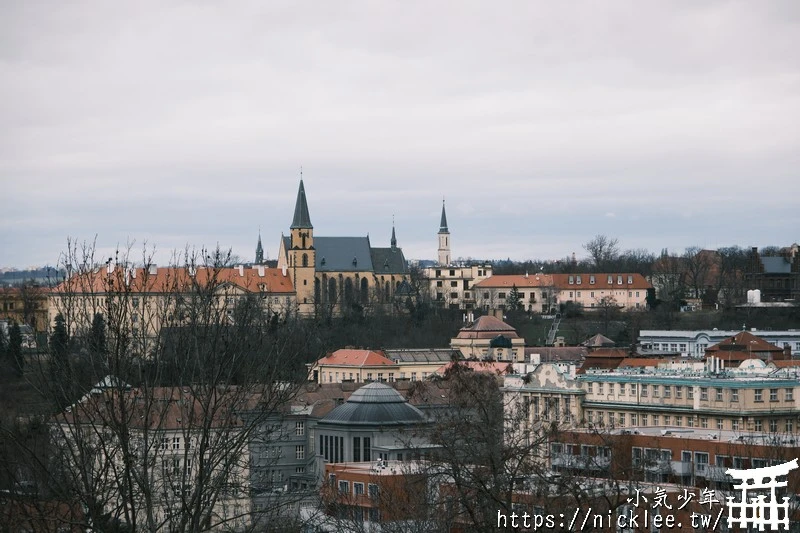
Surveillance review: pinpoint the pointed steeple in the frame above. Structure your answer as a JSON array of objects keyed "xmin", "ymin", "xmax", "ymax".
[
  {"xmin": 439, "ymin": 199, "xmax": 449, "ymax": 233},
  {"xmin": 290, "ymin": 179, "xmax": 313, "ymax": 229},
  {"xmin": 255, "ymin": 229, "xmax": 264, "ymax": 264},
  {"xmin": 391, "ymin": 216, "xmax": 397, "ymax": 250}
]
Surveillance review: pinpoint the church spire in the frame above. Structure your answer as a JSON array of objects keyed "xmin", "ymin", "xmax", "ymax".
[
  {"xmin": 439, "ymin": 199, "xmax": 449, "ymax": 233},
  {"xmin": 255, "ymin": 229, "xmax": 264, "ymax": 264},
  {"xmin": 391, "ymin": 215, "xmax": 397, "ymax": 250},
  {"xmin": 290, "ymin": 178, "xmax": 313, "ymax": 229}
]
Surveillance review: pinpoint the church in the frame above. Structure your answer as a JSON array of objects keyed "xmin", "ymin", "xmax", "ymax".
[{"xmin": 276, "ymin": 180, "xmax": 409, "ymax": 315}]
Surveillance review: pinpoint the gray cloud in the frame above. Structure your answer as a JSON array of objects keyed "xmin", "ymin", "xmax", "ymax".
[{"xmin": 1, "ymin": 1, "xmax": 798, "ymax": 268}]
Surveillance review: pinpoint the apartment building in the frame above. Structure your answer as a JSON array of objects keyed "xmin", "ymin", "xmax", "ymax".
[
  {"xmin": 472, "ymin": 273, "xmax": 556, "ymax": 313},
  {"xmin": 639, "ymin": 328, "xmax": 800, "ymax": 357},
  {"xmin": 552, "ymin": 273, "xmax": 652, "ymax": 310}
]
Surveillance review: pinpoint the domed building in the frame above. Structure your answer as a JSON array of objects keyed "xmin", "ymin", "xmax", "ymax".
[
  {"xmin": 449, "ymin": 315, "xmax": 525, "ymax": 361},
  {"xmin": 315, "ymin": 382, "xmax": 431, "ymax": 464}
]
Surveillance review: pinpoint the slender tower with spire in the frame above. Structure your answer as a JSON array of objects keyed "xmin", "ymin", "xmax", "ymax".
[
  {"xmin": 255, "ymin": 229, "xmax": 264, "ymax": 264},
  {"xmin": 438, "ymin": 200, "xmax": 450, "ymax": 266},
  {"xmin": 289, "ymin": 177, "xmax": 316, "ymax": 312},
  {"xmin": 391, "ymin": 215, "xmax": 397, "ymax": 251}
]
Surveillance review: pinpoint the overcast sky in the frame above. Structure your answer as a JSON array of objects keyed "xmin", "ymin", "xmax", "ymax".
[{"xmin": 1, "ymin": 1, "xmax": 798, "ymax": 269}]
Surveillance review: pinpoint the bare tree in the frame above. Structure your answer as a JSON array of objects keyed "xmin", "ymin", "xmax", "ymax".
[
  {"xmin": 1, "ymin": 239, "xmax": 311, "ymax": 532},
  {"xmin": 582, "ymin": 235, "xmax": 620, "ymax": 272},
  {"xmin": 682, "ymin": 247, "xmax": 713, "ymax": 300}
]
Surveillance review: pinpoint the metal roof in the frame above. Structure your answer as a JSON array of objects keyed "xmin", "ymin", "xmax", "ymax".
[{"xmin": 320, "ymin": 382, "xmax": 426, "ymax": 426}]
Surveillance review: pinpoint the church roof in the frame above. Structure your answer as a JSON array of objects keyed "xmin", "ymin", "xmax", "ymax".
[
  {"xmin": 290, "ymin": 179, "xmax": 313, "ymax": 229},
  {"xmin": 370, "ymin": 247, "xmax": 408, "ymax": 274},
  {"xmin": 439, "ymin": 201, "xmax": 449, "ymax": 232},
  {"xmin": 320, "ymin": 382, "xmax": 426, "ymax": 426}
]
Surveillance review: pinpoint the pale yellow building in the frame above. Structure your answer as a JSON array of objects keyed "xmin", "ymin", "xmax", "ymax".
[{"xmin": 449, "ymin": 315, "xmax": 526, "ymax": 362}]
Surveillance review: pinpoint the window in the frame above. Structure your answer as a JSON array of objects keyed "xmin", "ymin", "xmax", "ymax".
[
  {"xmin": 569, "ymin": 276, "xmax": 574, "ymax": 285},
  {"xmin": 368, "ymin": 483, "xmax": 379, "ymax": 498},
  {"xmin": 701, "ymin": 417, "xmax": 708, "ymax": 429},
  {"xmin": 770, "ymin": 420, "xmax": 778, "ymax": 433},
  {"xmin": 587, "ymin": 382, "xmax": 593, "ymax": 393},
  {"xmin": 731, "ymin": 389, "xmax": 739, "ymax": 402},
  {"xmin": 630, "ymin": 413, "xmax": 638, "ymax": 426},
  {"xmin": 172, "ymin": 437, "xmax": 180, "ymax": 450},
  {"xmin": 641, "ymin": 384, "xmax": 648, "ymax": 397},
  {"xmin": 338, "ymin": 480, "xmax": 349, "ymax": 494},
  {"xmin": 607, "ymin": 275, "xmax": 613, "ymax": 284},
  {"xmin": 770, "ymin": 389, "xmax": 778, "ymax": 402},
  {"xmin": 590, "ymin": 275, "xmax": 595, "ymax": 284},
  {"xmin": 754, "ymin": 389, "xmax": 763, "ymax": 402},
  {"xmin": 598, "ymin": 383, "xmax": 604, "ymax": 394},
  {"xmin": 450, "ymin": 281, "xmax": 458, "ymax": 287},
  {"xmin": 617, "ymin": 275, "xmax": 623, "ymax": 284},
  {"xmin": 449, "ymin": 269, "xmax": 455, "ymax": 276},
  {"xmin": 717, "ymin": 418, "xmax": 724, "ymax": 430},
  {"xmin": 436, "ymin": 280, "xmax": 443, "ymax": 287},
  {"xmin": 687, "ymin": 387, "xmax": 694, "ymax": 400},
  {"xmin": 618, "ymin": 413, "xmax": 625, "ymax": 427},
  {"xmin": 664, "ymin": 415, "xmax": 671, "ymax": 426},
  {"xmin": 755, "ymin": 420, "xmax": 763, "ymax": 432},
  {"xmin": 675, "ymin": 416, "xmax": 683, "ymax": 426},
  {"xmin": 675, "ymin": 386, "xmax": 683, "ymax": 399},
  {"xmin": 786, "ymin": 420, "xmax": 793, "ymax": 433},
  {"xmin": 786, "ymin": 388, "xmax": 794, "ymax": 401},
  {"xmin": 700, "ymin": 388, "xmax": 708, "ymax": 401},
  {"xmin": 732, "ymin": 420, "xmax": 740, "ymax": 431},
  {"xmin": 653, "ymin": 385, "xmax": 660, "ymax": 398},
  {"xmin": 296, "ymin": 445, "xmax": 305, "ymax": 460},
  {"xmin": 715, "ymin": 388, "xmax": 723, "ymax": 402},
  {"xmin": 663, "ymin": 385, "xmax": 670, "ymax": 398},
  {"xmin": 483, "ymin": 292, "xmax": 489, "ymax": 299},
  {"xmin": 354, "ymin": 482, "xmax": 364, "ymax": 495},
  {"xmin": 630, "ymin": 383, "xmax": 637, "ymax": 395},
  {"xmin": 687, "ymin": 417, "xmax": 695, "ymax": 428},
  {"xmin": 627, "ymin": 275, "xmax": 633, "ymax": 284},
  {"xmin": 642, "ymin": 414, "xmax": 648, "ymax": 426},
  {"xmin": 498, "ymin": 292, "xmax": 506, "ymax": 299},
  {"xmin": 450, "ymin": 292, "xmax": 458, "ymax": 299},
  {"xmin": 576, "ymin": 276, "xmax": 582, "ymax": 285},
  {"xmin": 295, "ymin": 421, "xmax": 305, "ymax": 436}
]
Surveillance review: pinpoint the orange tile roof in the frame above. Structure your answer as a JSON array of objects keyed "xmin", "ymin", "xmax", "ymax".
[
  {"xmin": 473, "ymin": 274, "xmax": 554, "ymax": 288},
  {"xmin": 317, "ymin": 349, "xmax": 396, "ymax": 367},
  {"xmin": 52, "ymin": 265, "xmax": 295, "ymax": 295},
  {"xmin": 550, "ymin": 273, "xmax": 652, "ymax": 290},
  {"xmin": 772, "ymin": 360, "xmax": 800, "ymax": 368}
]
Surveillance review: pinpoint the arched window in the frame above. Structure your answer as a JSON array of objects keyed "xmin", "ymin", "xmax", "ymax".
[
  {"xmin": 302, "ymin": 253, "xmax": 308, "ymax": 267},
  {"xmin": 344, "ymin": 278, "xmax": 354, "ymax": 304},
  {"xmin": 360, "ymin": 278, "xmax": 369, "ymax": 304},
  {"xmin": 384, "ymin": 282, "xmax": 390, "ymax": 301},
  {"xmin": 314, "ymin": 278, "xmax": 321, "ymax": 302},
  {"xmin": 328, "ymin": 278, "xmax": 337, "ymax": 303}
]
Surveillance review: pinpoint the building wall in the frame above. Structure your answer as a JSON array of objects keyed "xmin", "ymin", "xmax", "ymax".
[{"xmin": 423, "ymin": 264, "xmax": 493, "ymax": 310}]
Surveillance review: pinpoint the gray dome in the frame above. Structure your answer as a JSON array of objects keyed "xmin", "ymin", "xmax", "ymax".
[{"xmin": 321, "ymin": 382, "xmax": 426, "ymax": 426}]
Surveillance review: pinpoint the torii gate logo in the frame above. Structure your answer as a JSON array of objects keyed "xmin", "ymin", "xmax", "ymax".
[{"xmin": 726, "ymin": 458, "xmax": 798, "ymax": 531}]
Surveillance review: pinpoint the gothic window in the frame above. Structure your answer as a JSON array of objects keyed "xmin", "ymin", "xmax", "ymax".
[
  {"xmin": 314, "ymin": 278, "xmax": 321, "ymax": 302},
  {"xmin": 344, "ymin": 278, "xmax": 354, "ymax": 304},
  {"xmin": 302, "ymin": 253, "xmax": 308, "ymax": 267},
  {"xmin": 360, "ymin": 277, "xmax": 369, "ymax": 304},
  {"xmin": 328, "ymin": 278, "xmax": 337, "ymax": 303}
]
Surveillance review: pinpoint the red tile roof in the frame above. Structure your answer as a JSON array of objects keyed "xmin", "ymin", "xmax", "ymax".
[
  {"xmin": 473, "ymin": 274, "xmax": 554, "ymax": 288},
  {"xmin": 53, "ymin": 265, "xmax": 295, "ymax": 295},
  {"xmin": 317, "ymin": 349, "xmax": 396, "ymax": 367},
  {"xmin": 706, "ymin": 331, "xmax": 784, "ymax": 354},
  {"xmin": 550, "ymin": 273, "xmax": 652, "ymax": 290},
  {"xmin": 455, "ymin": 315, "xmax": 520, "ymax": 339}
]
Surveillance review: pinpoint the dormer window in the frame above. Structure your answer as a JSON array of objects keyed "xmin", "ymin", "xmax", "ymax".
[
  {"xmin": 353, "ymin": 257, "xmax": 358, "ymax": 267},
  {"xmin": 590, "ymin": 275, "xmax": 595, "ymax": 285},
  {"xmin": 576, "ymin": 276, "xmax": 582, "ymax": 285},
  {"xmin": 627, "ymin": 275, "xmax": 633, "ymax": 284},
  {"xmin": 607, "ymin": 275, "xmax": 613, "ymax": 284},
  {"xmin": 617, "ymin": 275, "xmax": 623, "ymax": 285},
  {"xmin": 321, "ymin": 257, "xmax": 326, "ymax": 266},
  {"xmin": 569, "ymin": 276, "xmax": 574, "ymax": 285}
]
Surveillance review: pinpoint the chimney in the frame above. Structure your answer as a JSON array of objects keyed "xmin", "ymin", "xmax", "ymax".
[
  {"xmin": 149, "ymin": 264, "xmax": 157, "ymax": 275},
  {"xmin": 525, "ymin": 271, "xmax": 529, "ymax": 279},
  {"xmin": 282, "ymin": 264, "xmax": 287, "ymax": 277},
  {"xmin": 257, "ymin": 265, "xmax": 265, "ymax": 277},
  {"xmin": 238, "ymin": 265, "xmax": 244, "ymax": 277}
]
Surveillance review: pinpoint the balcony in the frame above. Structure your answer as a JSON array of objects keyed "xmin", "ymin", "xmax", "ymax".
[
  {"xmin": 706, "ymin": 465, "xmax": 731, "ymax": 482},
  {"xmin": 644, "ymin": 460, "xmax": 672, "ymax": 474},
  {"xmin": 671, "ymin": 461, "xmax": 692, "ymax": 476},
  {"xmin": 694, "ymin": 463, "xmax": 709, "ymax": 477},
  {"xmin": 552, "ymin": 453, "xmax": 610, "ymax": 470}
]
